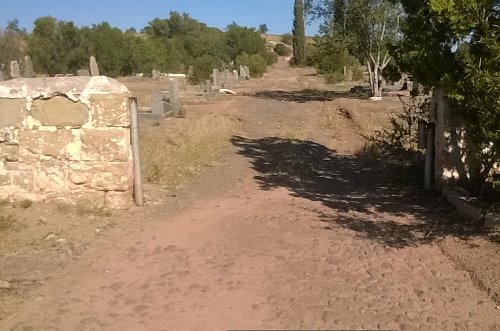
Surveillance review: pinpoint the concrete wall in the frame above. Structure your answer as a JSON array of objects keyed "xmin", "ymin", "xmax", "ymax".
[
  {"xmin": 429, "ymin": 88, "xmax": 499, "ymax": 188},
  {"xmin": 0, "ymin": 76, "xmax": 133, "ymax": 209}
]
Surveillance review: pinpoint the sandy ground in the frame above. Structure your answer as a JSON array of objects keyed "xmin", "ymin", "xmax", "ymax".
[{"xmin": 1, "ymin": 60, "xmax": 499, "ymax": 330}]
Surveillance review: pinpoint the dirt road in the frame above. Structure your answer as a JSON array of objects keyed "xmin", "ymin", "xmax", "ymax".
[{"xmin": 2, "ymin": 62, "xmax": 500, "ymax": 330}]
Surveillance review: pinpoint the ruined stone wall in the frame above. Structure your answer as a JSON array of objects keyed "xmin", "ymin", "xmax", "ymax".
[
  {"xmin": 429, "ymin": 88, "xmax": 499, "ymax": 188},
  {"xmin": 0, "ymin": 76, "xmax": 133, "ymax": 209}
]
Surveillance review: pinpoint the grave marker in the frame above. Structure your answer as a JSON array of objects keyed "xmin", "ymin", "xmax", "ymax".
[
  {"xmin": 23, "ymin": 56, "xmax": 34, "ymax": 78},
  {"xmin": 10, "ymin": 61, "xmax": 20, "ymax": 79},
  {"xmin": 90, "ymin": 56, "xmax": 100, "ymax": 76},
  {"xmin": 77, "ymin": 69, "xmax": 91, "ymax": 76}
]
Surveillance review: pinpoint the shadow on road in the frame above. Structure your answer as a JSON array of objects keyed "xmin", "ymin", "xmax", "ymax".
[
  {"xmin": 231, "ymin": 136, "xmax": 493, "ymax": 248},
  {"xmin": 253, "ymin": 89, "xmax": 366, "ymax": 103}
]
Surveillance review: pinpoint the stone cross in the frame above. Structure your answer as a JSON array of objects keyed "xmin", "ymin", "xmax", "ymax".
[
  {"xmin": 23, "ymin": 56, "xmax": 34, "ymax": 78},
  {"xmin": 10, "ymin": 61, "xmax": 20, "ymax": 79},
  {"xmin": 90, "ymin": 56, "xmax": 100, "ymax": 76}
]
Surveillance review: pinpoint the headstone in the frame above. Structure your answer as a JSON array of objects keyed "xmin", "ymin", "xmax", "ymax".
[
  {"xmin": 233, "ymin": 70, "xmax": 239, "ymax": 81},
  {"xmin": 89, "ymin": 56, "xmax": 99, "ymax": 76},
  {"xmin": 224, "ymin": 69, "xmax": 230, "ymax": 88},
  {"xmin": 187, "ymin": 66, "xmax": 194, "ymax": 78},
  {"xmin": 239, "ymin": 65, "xmax": 246, "ymax": 81},
  {"xmin": 169, "ymin": 78, "xmax": 180, "ymax": 114},
  {"xmin": 244, "ymin": 66, "xmax": 250, "ymax": 79},
  {"xmin": 212, "ymin": 69, "xmax": 219, "ymax": 87},
  {"xmin": 152, "ymin": 69, "xmax": 160, "ymax": 79},
  {"xmin": 10, "ymin": 61, "xmax": 20, "ymax": 79},
  {"xmin": 77, "ymin": 69, "xmax": 91, "ymax": 76},
  {"xmin": 23, "ymin": 56, "xmax": 34, "ymax": 78},
  {"xmin": 151, "ymin": 91, "xmax": 166, "ymax": 116},
  {"xmin": 0, "ymin": 71, "xmax": 4, "ymax": 81}
]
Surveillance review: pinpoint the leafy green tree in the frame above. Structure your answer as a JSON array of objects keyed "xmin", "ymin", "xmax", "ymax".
[
  {"xmin": 258, "ymin": 24, "xmax": 269, "ymax": 35},
  {"xmin": 274, "ymin": 43, "xmax": 291, "ymax": 56},
  {"xmin": 0, "ymin": 19, "xmax": 26, "ymax": 74},
  {"xmin": 394, "ymin": 0, "xmax": 500, "ymax": 190},
  {"xmin": 292, "ymin": 0, "xmax": 306, "ymax": 66},
  {"xmin": 225, "ymin": 23, "xmax": 267, "ymax": 61}
]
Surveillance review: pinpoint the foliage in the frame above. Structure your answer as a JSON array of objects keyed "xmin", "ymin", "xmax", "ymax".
[
  {"xmin": 236, "ymin": 53, "xmax": 267, "ymax": 77},
  {"xmin": 274, "ymin": 43, "xmax": 290, "ymax": 56},
  {"xmin": 306, "ymin": 0, "xmax": 403, "ymax": 96},
  {"xmin": 265, "ymin": 51, "xmax": 278, "ymax": 65},
  {"xmin": 281, "ymin": 33, "xmax": 293, "ymax": 45},
  {"xmin": 352, "ymin": 66, "xmax": 364, "ymax": 81},
  {"xmin": 22, "ymin": 12, "xmax": 272, "ymax": 81},
  {"xmin": 292, "ymin": 0, "xmax": 306, "ymax": 66},
  {"xmin": 308, "ymin": 37, "xmax": 358, "ymax": 77},
  {"xmin": 0, "ymin": 20, "xmax": 26, "ymax": 75},
  {"xmin": 394, "ymin": 0, "xmax": 500, "ymax": 192},
  {"xmin": 258, "ymin": 24, "xmax": 269, "ymax": 35}
]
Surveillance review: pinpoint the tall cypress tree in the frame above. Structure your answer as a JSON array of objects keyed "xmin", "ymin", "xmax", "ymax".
[{"xmin": 292, "ymin": 0, "xmax": 306, "ymax": 66}]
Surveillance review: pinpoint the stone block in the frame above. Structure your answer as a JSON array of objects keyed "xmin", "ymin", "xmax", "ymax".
[
  {"xmin": 51, "ymin": 191, "xmax": 106, "ymax": 208},
  {"xmin": 105, "ymin": 191, "xmax": 131, "ymax": 209},
  {"xmin": 69, "ymin": 162, "xmax": 130, "ymax": 191},
  {"xmin": 11, "ymin": 170, "xmax": 34, "ymax": 190},
  {"xmin": 90, "ymin": 94, "xmax": 130, "ymax": 127},
  {"xmin": 484, "ymin": 213, "xmax": 500, "ymax": 232},
  {"xmin": 0, "ymin": 128, "xmax": 18, "ymax": 144},
  {"xmin": 0, "ymin": 172, "xmax": 9, "ymax": 186},
  {"xmin": 0, "ymin": 144, "xmax": 19, "ymax": 161},
  {"xmin": 19, "ymin": 130, "xmax": 73, "ymax": 159},
  {"xmin": 31, "ymin": 97, "xmax": 89, "ymax": 127},
  {"xmin": 36, "ymin": 160, "xmax": 69, "ymax": 192},
  {"xmin": 0, "ymin": 99, "xmax": 25, "ymax": 128},
  {"xmin": 81, "ymin": 128, "xmax": 130, "ymax": 162}
]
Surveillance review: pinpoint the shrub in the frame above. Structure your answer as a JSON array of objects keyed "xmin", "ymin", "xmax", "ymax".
[
  {"xmin": 265, "ymin": 51, "xmax": 278, "ymax": 65},
  {"xmin": 188, "ymin": 55, "xmax": 222, "ymax": 84},
  {"xmin": 273, "ymin": 43, "xmax": 290, "ymax": 56},
  {"xmin": 352, "ymin": 66, "xmax": 364, "ymax": 81},
  {"xmin": 236, "ymin": 53, "xmax": 267, "ymax": 77},
  {"xmin": 324, "ymin": 72, "xmax": 344, "ymax": 84},
  {"xmin": 281, "ymin": 33, "xmax": 293, "ymax": 45}
]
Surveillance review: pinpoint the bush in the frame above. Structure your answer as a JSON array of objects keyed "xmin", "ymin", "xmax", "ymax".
[
  {"xmin": 281, "ymin": 33, "xmax": 292, "ymax": 45},
  {"xmin": 273, "ymin": 43, "xmax": 290, "ymax": 56},
  {"xmin": 188, "ymin": 55, "xmax": 222, "ymax": 84},
  {"xmin": 265, "ymin": 51, "xmax": 278, "ymax": 65},
  {"xmin": 237, "ymin": 53, "xmax": 267, "ymax": 77},
  {"xmin": 324, "ymin": 72, "xmax": 344, "ymax": 84},
  {"xmin": 352, "ymin": 66, "xmax": 364, "ymax": 81}
]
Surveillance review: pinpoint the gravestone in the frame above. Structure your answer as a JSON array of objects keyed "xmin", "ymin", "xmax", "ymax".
[
  {"xmin": 239, "ymin": 65, "xmax": 246, "ymax": 81},
  {"xmin": 77, "ymin": 69, "xmax": 91, "ymax": 76},
  {"xmin": 212, "ymin": 69, "xmax": 219, "ymax": 87},
  {"xmin": 152, "ymin": 69, "xmax": 160, "ymax": 79},
  {"xmin": 0, "ymin": 71, "xmax": 4, "ymax": 82},
  {"xmin": 206, "ymin": 80, "xmax": 212, "ymax": 94},
  {"xmin": 23, "ymin": 56, "xmax": 34, "ymax": 78},
  {"xmin": 244, "ymin": 66, "xmax": 250, "ymax": 79},
  {"xmin": 90, "ymin": 56, "xmax": 100, "ymax": 76},
  {"xmin": 10, "ymin": 61, "xmax": 20, "ymax": 79},
  {"xmin": 169, "ymin": 78, "xmax": 180, "ymax": 114},
  {"xmin": 233, "ymin": 70, "xmax": 239, "ymax": 81},
  {"xmin": 187, "ymin": 66, "xmax": 194, "ymax": 78},
  {"xmin": 224, "ymin": 69, "xmax": 230, "ymax": 88}
]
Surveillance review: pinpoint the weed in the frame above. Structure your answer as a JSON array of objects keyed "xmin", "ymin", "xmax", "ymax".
[
  {"xmin": 140, "ymin": 115, "xmax": 232, "ymax": 188},
  {"xmin": 18, "ymin": 200, "xmax": 33, "ymax": 209}
]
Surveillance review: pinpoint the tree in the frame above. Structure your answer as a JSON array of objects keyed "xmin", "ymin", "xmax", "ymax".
[
  {"xmin": 258, "ymin": 24, "xmax": 268, "ymax": 35},
  {"xmin": 0, "ymin": 19, "xmax": 26, "ymax": 74},
  {"xmin": 394, "ymin": 0, "xmax": 500, "ymax": 191},
  {"xmin": 292, "ymin": 0, "xmax": 306, "ymax": 66}
]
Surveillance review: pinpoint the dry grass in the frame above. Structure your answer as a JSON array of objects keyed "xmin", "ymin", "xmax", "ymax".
[
  {"xmin": 140, "ymin": 115, "xmax": 233, "ymax": 188},
  {"xmin": 275, "ymin": 117, "xmax": 307, "ymax": 140}
]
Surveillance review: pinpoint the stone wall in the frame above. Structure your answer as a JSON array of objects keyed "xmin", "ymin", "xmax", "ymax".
[
  {"xmin": 429, "ymin": 88, "xmax": 499, "ymax": 188},
  {"xmin": 0, "ymin": 76, "xmax": 133, "ymax": 209}
]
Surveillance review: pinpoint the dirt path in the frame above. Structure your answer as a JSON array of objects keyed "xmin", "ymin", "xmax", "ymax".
[{"xmin": 2, "ymin": 62, "xmax": 500, "ymax": 331}]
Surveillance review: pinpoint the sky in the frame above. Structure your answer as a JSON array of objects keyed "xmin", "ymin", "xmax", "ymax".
[{"xmin": 0, "ymin": 0, "xmax": 320, "ymax": 35}]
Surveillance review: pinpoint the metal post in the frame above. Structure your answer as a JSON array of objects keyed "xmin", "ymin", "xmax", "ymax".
[{"xmin": 129, "ymin": 97, "xmax": 144, "ymax": 206}]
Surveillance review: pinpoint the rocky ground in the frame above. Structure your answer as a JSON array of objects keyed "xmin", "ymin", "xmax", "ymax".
[{"xmin": 1, "ymin": 60, "xmax": 499, "ymax": 330}]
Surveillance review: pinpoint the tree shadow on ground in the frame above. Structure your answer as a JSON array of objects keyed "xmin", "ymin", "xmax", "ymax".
[
  {"xmin": 231, "ymin": 136, "xmax": 493, "ymax": 248},
  {"xmin": 253, "ymin": 89, "xmax": 366, "ymax": 103}
]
